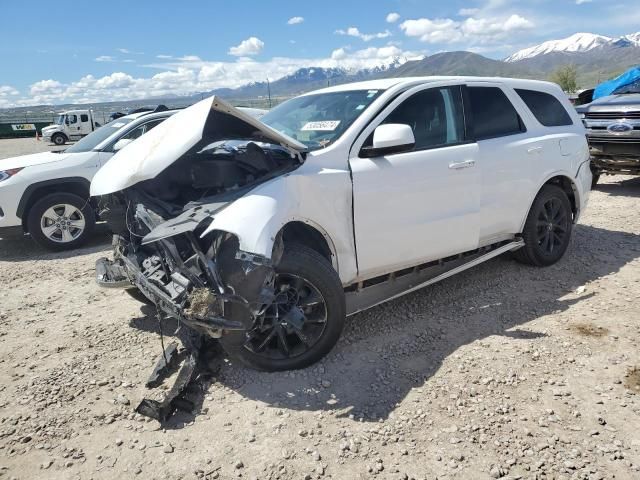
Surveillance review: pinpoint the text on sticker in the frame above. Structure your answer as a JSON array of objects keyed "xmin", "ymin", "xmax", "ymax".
[{"xmin": 301, "ymin": 121, "xmax": 341, "ymax": 131}]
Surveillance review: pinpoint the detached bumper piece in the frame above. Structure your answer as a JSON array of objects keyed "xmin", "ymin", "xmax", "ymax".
[
  {"xmin": 136, "ymin": 341, "xmax": 199, "ymax": 423},
  {"xmin": 95, "ymin": 257, "xmax": 130, "ymax": 288}
]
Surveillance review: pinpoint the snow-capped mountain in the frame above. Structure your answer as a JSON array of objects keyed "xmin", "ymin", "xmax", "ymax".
[
  {"xmin": 620, "ymin": 32, "xmax": 640, "ymax": 46},
  {"xmin": 506, "ymin": 33, "xmax": 613, "ymax": 62}
]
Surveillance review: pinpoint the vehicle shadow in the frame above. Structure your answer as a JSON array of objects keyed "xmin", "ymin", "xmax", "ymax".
[
  {"xmin": 595, "ymin": 176, "xmax": 640, "ymax": 197},
  {"xmin": 0, "ymin": 224, "xmax": 111, "ymax": 261},
  {"xmin": 129, "ymin": 223, "xmax": 640, "ymax": 424}
]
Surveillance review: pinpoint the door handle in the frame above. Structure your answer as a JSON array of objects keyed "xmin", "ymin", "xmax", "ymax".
[
  {"xmin": 449, "ymin": 159, "xmax": 475, "ymax": 169},
  {"xmin": 527, "ymin": 146, "xmax": 543, "ymax": 154}
]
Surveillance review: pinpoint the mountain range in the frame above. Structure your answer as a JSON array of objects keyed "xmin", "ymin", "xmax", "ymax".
[{"xmin": 210, "ymin": 31, "xmax": 640, "ymax": 102}]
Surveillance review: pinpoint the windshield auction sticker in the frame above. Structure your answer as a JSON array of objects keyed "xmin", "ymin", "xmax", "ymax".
[{"xmin": 301, "ymin": 121, "xmax": 341, "ymax": 131}]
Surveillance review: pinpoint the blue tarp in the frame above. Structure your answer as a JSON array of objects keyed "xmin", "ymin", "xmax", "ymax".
[{"xmin": 593, "ymin": 66, "xmax": 640, "ymax": 100}]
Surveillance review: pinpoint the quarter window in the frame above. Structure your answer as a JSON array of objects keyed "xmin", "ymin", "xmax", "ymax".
[
  {"xmin": 515, "ymin": 88, "xmax": 573, "ymax": 127},
  {"xmin": 374, "ymin": 86, "xmax": 466, "ymax": 151},
  {"xmin": 468, "ymin": 87, "xmax": 525, "ymax": 140}
]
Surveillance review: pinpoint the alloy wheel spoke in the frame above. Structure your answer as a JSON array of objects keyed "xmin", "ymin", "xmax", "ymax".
[
  {"xmin": 293, "ymin": 328, "xmax": 310, "ymax": 347},
  {"xmin": 256, "ymin": 328, "xmax": 277, "ymax": 352},
  {"xmin": 61, "ymin": 228, "xmax": 74, "ymax": 243},
  {"xmin": 67, "ymin": 219, "xmax": 85, "ymax": 230},
  {"xmin": 63, "ymin": 204, "xmax": 78, "ymax": 218},
  {"xmin": 299, "ymin": 289, "xmax": 322, "ymax": 307},
  {"xmin": 42, "ymin": 207, "xmax": 59, "ymax": 223},
  {"xmin": 276, "ymin": 327, "xmax": 291, "ymax": 357},
  {"xmin": 542, "ymin": 233, "xmax": 551, "ymax": 253},
  {"xmin": 41, "ymin": 225, "xmax": 59, "ymax": 239}
]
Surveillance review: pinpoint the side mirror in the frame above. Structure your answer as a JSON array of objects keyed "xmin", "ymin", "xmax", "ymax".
[
  {"xmin": 360, "ymin": 124, "xmax": 415, "ymax": 158},
  {"xmin": 113, "ymin": 138, "xmax": 133, "ymax": 152}
]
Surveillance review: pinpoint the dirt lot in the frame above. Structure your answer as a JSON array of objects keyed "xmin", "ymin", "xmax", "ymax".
[{"xmin": 0, "ymin": 138, "xmax": 639, "ymax": 480}]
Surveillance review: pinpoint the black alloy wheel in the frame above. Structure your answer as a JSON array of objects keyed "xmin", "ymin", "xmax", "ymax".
[
  {"xmin": 535, "ymin": 196, "xmax": 570, "ymax": 256},
  {"xmin": 244, "ymin": 273, "xmax": 328, "ymax": 360},
  {"xmin": 220, "ymin": 244, "xmax": 345, "ymax": 371},
  {"xmin": 513, "ymin": 184, "xmax": 573, "ymax": 267}
]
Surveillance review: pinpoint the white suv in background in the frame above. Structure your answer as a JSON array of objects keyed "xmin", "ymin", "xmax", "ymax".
[
  {"xmin": 93, "ymin": 77, "xmax": 592, "ymax": 372},
  {"xmin": 0, "ymin": 110, "xmax": 175, "ymax": 250},
  {"xmin": 0, "ymin": 105, "xmax": 267, "ymax": 251}
]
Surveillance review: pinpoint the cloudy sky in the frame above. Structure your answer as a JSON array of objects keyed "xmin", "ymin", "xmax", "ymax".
[{"xmin": 0, "ymin": 0, "xmax": 638, "ymax": 107}]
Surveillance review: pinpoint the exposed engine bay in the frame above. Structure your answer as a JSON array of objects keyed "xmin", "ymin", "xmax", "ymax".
[{"xmin": 97, "ymin": 140, "xmax": 301, "ymax": 338}]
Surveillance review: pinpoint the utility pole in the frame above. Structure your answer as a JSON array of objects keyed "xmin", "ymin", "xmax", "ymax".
[{"xmin": 266, "ymin": 78, "xmax": 272, "ymax": 109}]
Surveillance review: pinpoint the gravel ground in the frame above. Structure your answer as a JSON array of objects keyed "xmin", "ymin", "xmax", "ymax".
[
  {"xmin": 0, "ymin": 138, "xmax": 639, "ymax": 480},
  {"xmin": 0, "ymin": 137, "xmax": 72, "ymax": 160}
]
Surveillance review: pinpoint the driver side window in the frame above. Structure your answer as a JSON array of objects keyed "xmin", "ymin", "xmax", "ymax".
[
  {"xmin": 67, "ymin": 114, "xmax": 78, "ymax": 125},
  {"xmin": 366, "ymin": 86, "xmax": 466, "ymax": 151}
]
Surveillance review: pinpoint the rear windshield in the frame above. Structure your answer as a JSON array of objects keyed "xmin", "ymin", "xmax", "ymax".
[{"xmin": 260, "ymin": 89, "xmax": 384, "ymax": 151}]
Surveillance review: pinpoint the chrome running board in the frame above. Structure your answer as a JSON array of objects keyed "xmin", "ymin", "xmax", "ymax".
[{"xmin": 345, "ymin": 240, "xmax": 524, "ymax": 316}]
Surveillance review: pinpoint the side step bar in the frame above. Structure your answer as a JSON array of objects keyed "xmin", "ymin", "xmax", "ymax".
[{"xmin": 345, "ymin": 240, "xmax": 524, "ymax": 316}]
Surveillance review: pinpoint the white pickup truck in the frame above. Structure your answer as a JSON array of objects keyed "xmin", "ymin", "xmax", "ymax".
[{"xmin": 41, "ymin": 109, "xmax": 101, "ymax": 146}]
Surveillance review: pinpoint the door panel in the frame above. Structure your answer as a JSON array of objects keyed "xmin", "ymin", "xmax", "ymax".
[
  {"xmin": 465, "ymin": 83, "xmax": 540, "ymax": 242},
  {"xmin": 349, "ymin": 84, "xmax": 481, "ymax": 279},
  {"xmin": 350, "ymin": 143, "xmax": 481, "ymax": 278}
]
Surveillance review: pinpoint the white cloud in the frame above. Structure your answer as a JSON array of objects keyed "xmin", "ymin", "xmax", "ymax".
[
  {"xmin": 0, "ymin": 85, "xmax": 19, "ymax": 96},
  {"xmin": 6, "ymin": 45, "xmax": 424, "ymax": 106},
  {"xmin": 335, "ymin": 27, "xmax": 392, "ymax": 42},
  {"xmin": 458, "ymin": 8, "xmax": 480, "ymax": 16},
  {"xmin": 400, "ymin": 13, "xmax": 534, "ymax": 45},
  {"xmin": 95, "ymin": 55, "xmax": 116, "ymax": 62},
  {"xmin": 287, "ymin": 16, "xmax": 304, "ymax": 25},
  {"xmin": 179, "ymin": 55, "xmax": 202, "ymax": 62},
  {"xmin": 228, "ymin": 37, "xmax": 265, "ymax": 56},
  {"xmin": 386, "ymin": 12, "xmax": 400, "ymax": 23},
  {"xmin": 156, "ymin": 54, "xmax": 173, "ymax": 59},
  {"xmin": 575, "ymin": 0, "xmax": 592, "ymax": 4},
  {"xmin": 117, "ymin": 48, "xmax": 144, "ymax": 55}
]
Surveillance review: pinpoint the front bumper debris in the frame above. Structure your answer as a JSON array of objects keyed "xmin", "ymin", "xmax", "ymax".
[{"xmin": 95, "ymin": 256, "xmax": 246, "ymax": 334}]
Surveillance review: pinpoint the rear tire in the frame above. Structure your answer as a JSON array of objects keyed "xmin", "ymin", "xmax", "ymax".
[
  {"xmin": 219, "ymin": 244, "xmax": 345, "ymax": 371},
  {"xmin": 26, "ymin": 192, "xmax": 95, "ymax": 251},
  {"xmin": 513, "ymin": 184, "xmax": 573, "ymax": 267},
  {"xmin": 51, "ymin": 133, "xmax": 66, "ymax": 146}
]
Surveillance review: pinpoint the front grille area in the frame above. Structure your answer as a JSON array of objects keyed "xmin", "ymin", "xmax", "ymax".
[
  {"xmin": 589, "ymin": 135, "xmax": 640, "ymax": 143},
  {"xmin": 585, "ymin": 111, "xmax": 640, "ymax": 119}
]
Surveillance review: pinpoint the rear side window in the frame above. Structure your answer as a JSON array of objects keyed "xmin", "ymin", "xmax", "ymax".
[
  {"xmin": 468, "ymin": 87, "xmax": 525, "ymax": 140},
  {"xmin": 80, "ymin": 114, "xmax": 89, "ymax": 122},
  {"xmin": 515, "ymin": 89, "xmax": 573, "ymax": 127}
]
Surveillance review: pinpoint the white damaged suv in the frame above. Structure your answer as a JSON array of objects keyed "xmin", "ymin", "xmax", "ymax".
[{"xmin": 92, "ymin": 77, "xmax": 591, "ymax": 371}]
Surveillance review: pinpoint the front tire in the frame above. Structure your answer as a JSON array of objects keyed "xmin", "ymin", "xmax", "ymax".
[
  {"xmin": 220, "ymin": 244, "xmax": 346, "ymax": 371},
  {"xmin": 513, "ymin": 184, "xmax": 573, "ymax": 267},
  {"xmin": 26, "ymin": 192, "xmax": 95, "ymax": 251},
  {"xmin": 51, "ymin": 133, "xmax": 66, "ymax": 146}
]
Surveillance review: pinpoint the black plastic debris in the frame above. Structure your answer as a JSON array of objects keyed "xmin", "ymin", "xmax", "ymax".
[{"xmin": 136, "ymin": 347, "xmax": 198, "ymax": 422}]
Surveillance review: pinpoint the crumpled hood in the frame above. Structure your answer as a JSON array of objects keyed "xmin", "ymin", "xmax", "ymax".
[
  {"xmin": 0, "ymin": 151, "xmax": 69, "ymax": 170},
  {"xmin": 90, "ymin": 96, "xmax": 306, "ymax": 196}
]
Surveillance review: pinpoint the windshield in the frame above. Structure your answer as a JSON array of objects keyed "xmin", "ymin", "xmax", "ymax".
[
  {"xmin": 260, "ymin": 89, "xmax": 384, "ymax": 150},
  {"xmin": 613, "ymin": 79, "xmax": 640, "ymax": 95},
  {"xmin": 55, "ymin": 115, "xmax": 65, "ymax": 125},
  {"xmin": 65, "ymin": 118, "xmax": 134, "ymax": 153}
]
